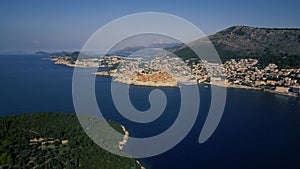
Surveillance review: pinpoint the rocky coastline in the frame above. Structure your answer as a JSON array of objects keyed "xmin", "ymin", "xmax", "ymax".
[
  {"xmin": 207, "ymin": 81, "xmax": 300, "ymax": 98},
  {"xmin": 93, "ymin": 70, "xmax": 299, "ymax": 98},
  {"xmin": 49, "ymin": 56, "xmax": 300, "ymax": 98},
  {"xmin": 118, "ymin": 125, "xmax": 146, "ymax": 169}
]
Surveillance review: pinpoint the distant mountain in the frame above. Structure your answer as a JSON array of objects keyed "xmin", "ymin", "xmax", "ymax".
[
  {"xmin": 175, "ymin": 25, "xmax": 300, "ymax": 68},
  {"xmin": 111, "ymin": 43, "xmax": 181, "ymax": 56},
  {"xmin": 111, "ymin": 46, "xmax": 146, "ymax": 55},
  {"xmin": 50, "ymin": 51, "xmax": 73, "ymax": 57},
  {"xmin": 148, "ymin": 42, "xmax": 182, "ymax": 49},
  {"xmin": 34, "ymin": 51, "xmax": 50, "ymax": 55},
  {"xmin": 0, "ymin": 51, "xmax": 30, "ymax": 55}
]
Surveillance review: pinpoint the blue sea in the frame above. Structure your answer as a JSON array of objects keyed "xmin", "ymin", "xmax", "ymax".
[{"xmin": 0, "ymin": 54, "xmax": 300, "ymax": 169}]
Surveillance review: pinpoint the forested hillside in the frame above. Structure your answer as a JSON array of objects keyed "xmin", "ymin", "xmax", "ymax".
[{"xmin": 0, "ymin": 113, "xmax": 140, "ymax": 169}]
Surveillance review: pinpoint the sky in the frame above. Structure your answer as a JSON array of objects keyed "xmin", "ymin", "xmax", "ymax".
[{"xmin": 0, "ymin": 0, "xmax": 299, "ymax": 53}]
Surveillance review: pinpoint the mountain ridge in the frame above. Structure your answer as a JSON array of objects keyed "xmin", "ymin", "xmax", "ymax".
[{"xmin": 175, "ymin": 25, "xmax": 300, "ymax": 68}]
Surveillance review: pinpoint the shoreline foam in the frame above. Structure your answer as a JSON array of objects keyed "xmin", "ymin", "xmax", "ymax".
[{"xmin": 118, "ymin": 125, "xmax": 129, "ymax": 151}]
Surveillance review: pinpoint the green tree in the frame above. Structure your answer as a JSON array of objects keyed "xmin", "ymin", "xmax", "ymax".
[{"xmin": 0, "ymin": 153, "xmax": 13, "ymax": 165}]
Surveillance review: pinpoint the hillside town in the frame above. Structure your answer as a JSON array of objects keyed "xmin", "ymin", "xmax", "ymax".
[
  {"xmin": 52, "ymin": 55, "xmax": 123, "ymax": 68},
  {"xmin": 112, "ymin": 56, "xmax": 195, "ymax": 87},
  {"xmin": 52, "ymin": 55, "xmax": 300, "ymax": 97},
  {"xmin": 190, "ymin": 58, "xmax": 300, "ymax": 90}
]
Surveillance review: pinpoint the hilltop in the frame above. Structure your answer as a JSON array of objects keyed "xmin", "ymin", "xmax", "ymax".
[
  {"xmin": 175, "ymin": 25, "xmax": 300, "ymax": 68},
  {"xmin": 110, "ymin": 43, "xmax": 181, "ymax": 56}
]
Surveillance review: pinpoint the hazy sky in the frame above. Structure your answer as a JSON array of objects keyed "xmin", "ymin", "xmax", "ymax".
[{"xmin": 0, "ymin": 0, "xmax": 299, "ymax": 53}]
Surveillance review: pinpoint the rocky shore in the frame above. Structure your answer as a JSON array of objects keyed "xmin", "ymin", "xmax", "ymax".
[
  {"xmin": 93, "ymin": 71, "xmax": 111, "ymax": 76},
  {"xmin": 92, "ymin": 70, "xmax": 300, "ymax": 98},
  {"xmin": 49, "ymin": 56, "xmax": 299, "ymax": 98},
  {"xmin": 118, "ymin": 125, "xmax": 129, "ymax": 151},
  {"xmin": 94, "ymin": 70, "xmax": 179, "ymax": 87},
  {"xmin": 51, "ymin": 58, "xmax": 75, "ymax": 67},
  {"xmin": 118, "ymin": 125, "xmax": 146, "ymax": 169},
  {"xmin": 114, "ymin": 71, "xmax": 178, "ymax": 87},
  {"xmin": 208, "ymin": 80, "xmax": 300, "ymax": 98}
]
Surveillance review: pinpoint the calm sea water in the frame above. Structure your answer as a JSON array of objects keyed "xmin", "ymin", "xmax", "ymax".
[{"xmin": 0, "ymin": 54, "xmax": 300, "ymax": 169}]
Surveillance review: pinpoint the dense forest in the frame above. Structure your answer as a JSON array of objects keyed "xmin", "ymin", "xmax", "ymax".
[{"xmin": 0, "ymin": 113, "xmax": 141, "ymax": 169}]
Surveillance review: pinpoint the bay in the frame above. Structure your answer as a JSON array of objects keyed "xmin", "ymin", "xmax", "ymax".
[{"xmin": 0, "ymin": 54, "xmax": 300, "ymax": 169}]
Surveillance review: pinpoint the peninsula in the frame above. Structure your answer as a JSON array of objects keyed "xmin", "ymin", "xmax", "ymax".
[
  {"xmin": 49, "ymin": 25, "xmax": 300, "ymax": 97},
  {"xmin": 52, "ymin": 53, "xmax": 300, "ymax": 98}
]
